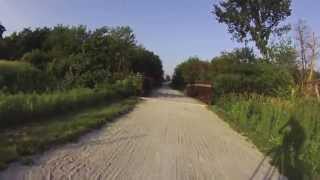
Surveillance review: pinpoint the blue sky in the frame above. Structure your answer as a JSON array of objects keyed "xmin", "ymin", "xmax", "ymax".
[{"xmin": 1, "ymin": 0, "xmax": 319, "ymax": 74}]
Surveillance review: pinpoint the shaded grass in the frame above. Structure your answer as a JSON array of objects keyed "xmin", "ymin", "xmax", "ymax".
[
  {"xmin": 0, "ymin": 60, "xmax": 45, "ymax": 93},
  {"xmin": 0, "ymin": 98, "xmax": 138, "ymax": 170}
]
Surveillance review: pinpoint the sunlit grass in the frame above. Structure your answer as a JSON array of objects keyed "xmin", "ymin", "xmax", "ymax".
[
  {"xmin": 213, "ymin": 94, "xmax": 320, "ymax": 179},
  {"xmin": 0, "ymin": 81, "xmax": 139, "ymax": 129}
]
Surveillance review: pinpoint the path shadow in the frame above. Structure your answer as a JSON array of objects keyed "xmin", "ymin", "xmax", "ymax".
[
  {"xmin": 249, "ymin": 116, "xmax": 306, "ymax": 180},
  {"xmin": 151, "ymin": 92, "xmax": 185, "ymax": 98}
]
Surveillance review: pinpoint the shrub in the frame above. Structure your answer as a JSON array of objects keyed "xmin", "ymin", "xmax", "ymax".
[
  {"xmin": 113, "ymin": 75, "xmax": 143, "ymax": 96},
  {"xmin": 0, "ymin": 60, "xmax": 46, "ymax": 93},
  {"xmin": 212, "ymin": 63, "xmax": 294, "ymax": 97},
  {"xmin": 21, "ymin": 49, "xmax": 51, "ymax": 70}
]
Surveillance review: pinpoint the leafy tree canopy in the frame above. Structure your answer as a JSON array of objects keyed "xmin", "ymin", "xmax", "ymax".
[
  {"xmin": 213, "ymin": 0, "xmax": 292, "ymax": 56},
  {"xmin": 171, "ymin": 57, "xmax": 210, "ymax": 89},
  {"xmin": 0, "ymin": 25, "xmax": 164, "ymax": 91}
]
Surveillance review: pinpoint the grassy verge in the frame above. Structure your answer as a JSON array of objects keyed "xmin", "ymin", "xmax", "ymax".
[
  {"xmin": 212, "ymin": 94, "xmax": 320, "ymax": 180},
  {"xmin": 0, "ymin": 98, "xmax": 138, "ymax": 170},
  {"xmin": 0, "ymin": 78, "xmax": 141, "ymax": 129}
]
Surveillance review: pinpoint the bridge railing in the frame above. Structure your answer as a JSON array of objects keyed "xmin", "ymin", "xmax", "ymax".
[{"xmin": 185, "ymin": 82, "xmax": 213, "ymax": 104}]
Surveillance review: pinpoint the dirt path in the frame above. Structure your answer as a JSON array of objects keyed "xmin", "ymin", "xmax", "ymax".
[{"xmin": 0, "ymin": 86, "xmax": 284, "ymax": 180}]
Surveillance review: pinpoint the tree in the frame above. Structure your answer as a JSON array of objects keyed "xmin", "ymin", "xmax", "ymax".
[
  {"xmin": 267, "ymin": 38, "xmax": 298, "ymax": 82},
  {"xmin": 213, "ymin": 0, "xmax": 292, "ymax": 56},
  {"xmin": 108, "ymin": 26, "xmax": 136, "ymax": 73},
  {"xmin": 0, "ymin": 23, "xmax": 5, "ymax": 39},
  {"xmin": 216, "ymin": 47, "xmax": 256, "ymax": 64},
  {"xmin": 165, "ymin": 75, "xmax": 171, "ymax": 82},
  {"xmin": 295, "ymin": 20, "xmax": 320, "ymax": 87},
  {"xmin": 129, "ymin": 46, "xmax": 164, "ymax": 85},
  {"xmin": 171, "ymin": 57, "xmax": 210, "ymax": 89},
  {"xmin": 295, "ymin": 20, "xmax": 309, "ymax": 85},
  {"xmin": 22, "ymin": 49, "xmax": 51, "ymax": 70},
  {"xmin": 306, "ymin": 32, "xmax": 320, "ymax": 81}
]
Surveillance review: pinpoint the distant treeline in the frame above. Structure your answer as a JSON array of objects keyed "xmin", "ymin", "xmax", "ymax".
[
  {"xmin": 171, "ymin": 47, "xmax": 317, "ymax": 98},
  {"xmin": 0, "ymin": 25, "xmax": 163, "ymax": 92}
]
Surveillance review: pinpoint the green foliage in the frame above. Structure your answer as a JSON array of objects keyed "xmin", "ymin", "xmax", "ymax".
[
  {"xmin": 22, "ymin": 49, "xmax": 51, "ymax": 70},
  {"xmin": 267, "ymin": 38, "xmax": 300, "ymax": 82},
  {"xmin": 213, "ymin": 0, "xmax": 292, "ymax": 56},
  {"xmin": 113, "ymin": 75, "xmax": 143, "ymax": 96},
  {"xmin": 268, "ymin": 39, "xmax": 297, "ymax": 65},
  {"xmin": 211, "ymin": 62, "xmax": 294, "ymax": 97},
  {"xmin": 171, "ymin": 48, "xmax": 294, "ymax": 97},
  {"xmin": 44, "ymin": 25, "xmax": 86, "ymax": 58},
  {"xmin": 0, "ymin": 28, "xmax": 50, "ymax": 59},
  {"xmin": 214, "ymin": 94, "xmax": 320, "ymax": 179},
  {"xmin": 171, "ymin": 57, "xmax": 209, "ymax": 89},
  {"xmin": 48, "ymin": 54, "xmax": 112, "ymax": 89},
  {"xmin": 0, "ymin": 76, "xmax": 142, "ymax": 129},
  {"xmin": 0, "ymin": 60, "xmax": 46, "ymax": 93},
  {"xmin": 212, "ymin": 47, "xmax": 257, "ymax": 64},
  {"xmin": 0, "ymin": 98, "xmax": 137, "ymax": 170},
  {"xmin": 0, "ymin": 25, "xmax": 163, "ymax": 91},
  {"xmin": 130, "ymin": 46, "xmax": 164, "ymax": 86},
  {"xmin": 171, "ymin": 68, "xmax": 185, "ymax": 90}
]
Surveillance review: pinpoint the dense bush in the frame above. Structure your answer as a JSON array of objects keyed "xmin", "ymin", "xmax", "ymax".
[
  {"xmin": 0, "ymin": 60, "xmax": 46, "ymax": 93},
  {"xmin": 21, "ymin": 49, "xmax": 51, "ymax": 70},
  {"xmin": 212, "ymin": 63, "xmax": 294, "ymax": 97},
  {"xmin": 0, "ymin": 75, "xmax": 142, "ymax": 129},
  {"xmin": 214, "ymin": 94, "xmax": 320, "ymax": 179}
]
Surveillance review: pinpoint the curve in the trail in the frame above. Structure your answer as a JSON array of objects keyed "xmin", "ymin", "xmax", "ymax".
[{"xmin": 0, "ymin": 86, "xmax": 285, "ymax": 180}]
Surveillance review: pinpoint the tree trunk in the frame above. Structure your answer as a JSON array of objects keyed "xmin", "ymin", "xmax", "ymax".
[
  {"xmin": 307, "ymin": 32, "xmax": 319, "ymax": 82},
  {"xmin": 315, "ymin": 84, "xmax": 320, "ymax": 100}
]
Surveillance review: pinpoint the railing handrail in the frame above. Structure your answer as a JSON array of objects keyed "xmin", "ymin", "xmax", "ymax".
[{"xmin": 187, "ymin": 83, "xmax": 212, "ymax": 88}]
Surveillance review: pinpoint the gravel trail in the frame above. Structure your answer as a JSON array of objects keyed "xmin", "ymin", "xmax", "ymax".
[{"xmin": 0, "ymin": 86, "xmax": 284, "ymax": 180}]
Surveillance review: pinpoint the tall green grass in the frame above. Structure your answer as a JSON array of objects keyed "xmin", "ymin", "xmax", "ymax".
[
  {"xmin": 214, "ymin": 94, "xmax": 320, "ymax": 179},
  {"xmin": 0, "ymin": 60, "xmax": 46, "ymax": 93},
  {"xmin": 0, "ymin": 76, "xmax": 142, "ymax": 129}
]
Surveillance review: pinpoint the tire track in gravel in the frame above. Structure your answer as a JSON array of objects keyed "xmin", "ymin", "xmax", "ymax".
[{"xmin": 0, "ymin": 85, "xmax": 286, "ymax": 180}]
